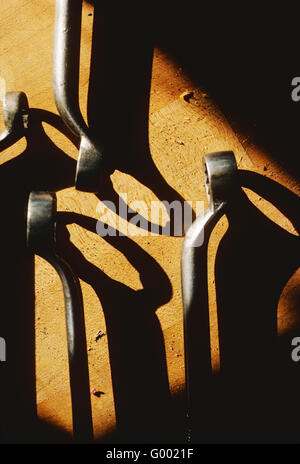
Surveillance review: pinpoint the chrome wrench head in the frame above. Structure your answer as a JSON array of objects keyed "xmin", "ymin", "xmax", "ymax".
[
  {"xmin": 75, "ymin": 134, "xmax": 104, "ymax": 192},
  {"xmin": 27, "ymin": 191, "xmax": 56, "ymax": 258},
  {"xmin": 202, "ymin": 151, "xmax": 238, "ymax": 211},
  {"xmin": 53, "ymin": 0, "xmax": 105, "ymax": 193},
  {"xmin": 0, "ymin": 91, "xmax": 29, "ymax": 148}
]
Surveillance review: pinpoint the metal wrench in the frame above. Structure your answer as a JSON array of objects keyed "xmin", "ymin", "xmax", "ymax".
[
  {"xmin": 181, "ymin": 151, "xmax": 238, "ymax": 442},
  {"xmin": 53, "ymin": 0, "xmax": 104, "ymax": 193},
  {"xmin": 27, "ymin": 191, "xmax": 93, "ymax": 442},
  {"xmin": 0, "ymin": 91, "xmax": 29, "ymax": 151}
]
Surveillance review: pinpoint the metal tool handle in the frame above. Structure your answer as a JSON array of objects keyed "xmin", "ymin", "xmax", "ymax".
[
  {"xmin": 53, "ymin": 0, "xmax": 104, "ymax": 192},
  {"xmin": 181, "ymin": 151, "xmax": 237, "ymax": 442},
  {"xmin": 0, "ymin": 91, "xmax": 29, "ymax": 150},
  {"xmin": 27, "ymin": 191, "xmax": 93, "ymax": 442}
]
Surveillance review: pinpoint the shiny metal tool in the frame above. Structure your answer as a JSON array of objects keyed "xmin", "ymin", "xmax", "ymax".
[
  {"xmin": 53, "ymin": 0, "xmax": 104, "ymax": 193},
  {"xmin": 27, "ymin": 191, "xmax": 93, "ymax": 442},
  {"xmin": 0, "ymin": 91, "xmax": 29, "ymax": 150},
  {"xmin": 181, "ymin": 151, "xmax": 238, "ymax": 442}
]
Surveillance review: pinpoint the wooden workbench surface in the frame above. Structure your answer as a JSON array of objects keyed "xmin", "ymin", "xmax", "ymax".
[{"xmin": 0, "ymin": 1, "xmax": 299, "ymax": 443}]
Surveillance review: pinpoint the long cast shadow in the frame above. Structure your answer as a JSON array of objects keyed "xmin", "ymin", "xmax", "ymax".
[
  {"xmin": 85, "ymin": 4, "xmax": 300, "ymax": 184},
  {"xmin": 2, "ymin": 3, "xmax": 299, "ymax": 443},
  {"xmin": 0, "ymin": 109, "xmax": 79, "ymax": 442},
  {"xmin": 189, "ymin": 171, "xmax": 299, "ymax": 443},
  {"xmin": 153, "ymin": 8, "xmax": 300, "ymax": 184},
  {"xmin": 56, "ymin": 211, "xmax": 176, "ymax": 443},
  {"xmin": 87, "ymin": 5, "xmax": 194, "ymax": 231},
  {"xmin": 0, "ymin": 90, "xmax": 189, "ymax": 441}
]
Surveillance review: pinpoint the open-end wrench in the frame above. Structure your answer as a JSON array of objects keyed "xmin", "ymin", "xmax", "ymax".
[
  {"xmin": 27, "ymin": 191, "xmax": 93, "ymax": 442},
  {"xmin": 53, "ymin": 0, "xmax": 104, "ymax": 193},
  {"xmin": 181, "ymin": 151, "xmax": 238, "ymax": 442},
  {"xmin": 0, "ymin": 91, "xmax": 29, "ymax": 151}
]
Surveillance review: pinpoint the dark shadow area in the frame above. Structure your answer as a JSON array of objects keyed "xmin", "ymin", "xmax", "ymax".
[
  {"xmin": 56, "ymin": 212, "xmax": 176, "ymax": 443},
  {"xmin": 152, "ymin": 7, "xmax": 300, "ymax": 182},
  {"xmin": 0, "ymin": 29, "xmax": 192, "ymax": 437},
  {"xmin": 87, "ymin": 5, "xmax": 194, "ymax": 230},
  {"xmin": 85, "ymin": 7, "xmax": 300, "ymax": 442},
  {"xmin": 85, "ymin": 4, "xmax": 300, "ymax": 183},
  {"xmin": 187, "ymin": 171, "xmax": 299, "ymax": 443},
  {"xmin": 0, "ymin": 2, "xmax": 299, "ymax": 444},
  {"xmin": 94, "ymin": 388, "xmax": 187, "ymax": 445},
  {"xmin": 0, "ymin": 103, "xmax": 181, "ymax": 442},
  {"xmin": 0, "ymin": 109, "xmax": 78, "ymax": 443}
]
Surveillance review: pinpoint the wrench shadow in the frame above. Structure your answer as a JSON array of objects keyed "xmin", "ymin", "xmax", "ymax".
[
  {"xmin": 188, "ymin": 170, "xmax": 300, "ymax": 443},
  {"xmin": 87, "ymin": 5, "xmax": 195, "ymax": 232},
  {"xmin": 56, "ymin": 211, "xmax": 174, "ymax": 443},
  {"xmin": 151, "ymin": 6, "xmax": 300, "ymax": 185},
  {"xmin": 0, "ymin": 109, "xmax": 77, "ymax": 442},
  {"xmin": 2, "ymin": 3, "xmax": 299, "ymax": 443},
  {"xmin": 0, "ymin": 105, "xmax": 184, "ymax": 442}
]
